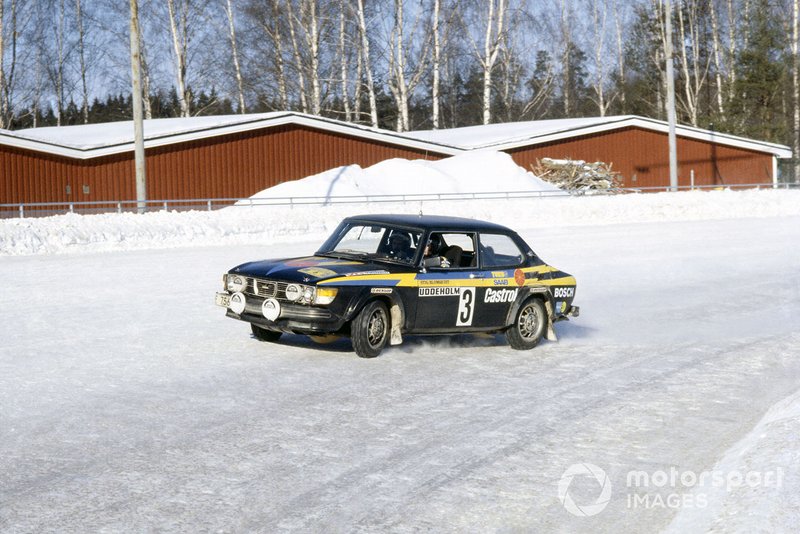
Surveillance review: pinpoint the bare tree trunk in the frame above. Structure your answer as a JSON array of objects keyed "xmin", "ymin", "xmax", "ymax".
[
  {"xmin": 794, "ymin": 0, "xmax": 799, "ymax": 182},
  {"xmin": 709, "ymin": 0, "xmax": 725, "ymax": 119},
  {"xmin": 389, "ymin": 0, "xmax": 410, "ymax": 131},
  {"xmin": 167, "ymin": 0, "xmax": 191, "ymax": 117},
  {"xmin": 432, "ymin": 0, "xmax": 441, "ymax": 129},
  {"xmin": 590, "ymin": 0, "xmax": 609, "ymax": 116},
  {"xmin": 356, "ymin": 0, "xmax": 378, "ymax": 126},
  {"xmin": 481, "ymin": 0, "xmax": 506, "ymax": 125},
  {"xmin": 354, "ymin": 38, "xmax": 363, "ymax": 120},
  {"xmin": 264, "ymin": 0, "xmax": 289, "ymax": 110},
  {"xmin": 560, "ymin": 0, "xmax": 572, "ymax": 116},
  {"xmin": 0, "ymin": 0, "xmax": 17, "ymax": 128},
  {"xmin": 0, "ymin": 0, "xmax": 6, "ymax": 128},
  {"xmin": 725, "ymin": 0, "xmax": 737, "ymax": 106},
  {"xmin": 224, "ymin": 0, "xmax": 246, "ymax": 113},
  {"xmin": 56, "ymin": 0, "xmax": 66, "ymax": 126},
  {"xmin": 303, "ymin": 0, "xmax": 321, "ymax": 115},
  {"xmin": 285, "ymin": 0, "xmax": 309, "ymax": 112},
  {"xmin": 338, "ymin": 0, "xmax": 351, "ymax": 121},
  {"xmin": 612, "ymin": 0, "xmax": 626, "ymax": 113},
  {"xmin": 139, "ymin": 31, "xmax": 153, "ymax": 119},
  {"xmin": 76, "ymin": 0, "xmax": 89, "ymax": 123},
  {"xmin": 677, "ymin": 0, "xmax": 697, "ymax": 125}
]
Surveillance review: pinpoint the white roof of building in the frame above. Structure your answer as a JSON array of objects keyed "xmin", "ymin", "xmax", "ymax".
[
  {"xmin": 0, "ymin": 112, "xmax": 791, "ymax": 160},
  {"xmin": 406, "ymin": 115, "xmax": 793, "ymax": 158},
  {"xmin": 0, "ymin": 112, "xmax": 461, "ymax": 159}
]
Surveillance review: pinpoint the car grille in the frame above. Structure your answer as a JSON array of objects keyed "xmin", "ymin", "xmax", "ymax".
[{"xmin": 244, "ymin": 277, "xmax": 291, "ymax": 300}]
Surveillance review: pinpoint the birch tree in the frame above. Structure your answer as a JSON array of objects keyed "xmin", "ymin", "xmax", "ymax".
[
  {"xmin": 480, "ymin": 0, "xmax": 507, "ymax": 124},
  {"xmin": 224, "ymin": 0, "xmax": 246, "ymax": 113},
  {"xmin": 75, "ymin": 0, "xmax": 89, "ymax": 123},
  {"xmin": 793, "ymin": 0, "xmax": 799, "ymax": 181},
  {"xmin": 612, "ymin": 0, "xmax": 626, "ymax": 112},
  {"xmin": 54, "ymin": 0, "xmax": 67, "ymax": 125},
  {"xmin": 167, "ymin": 0, "xmax": 191, "ymax": 116},
  {"xmin": 338, "ymin": 0, "xmax": 351, "ymax": 121},
  {"xmin": 284, "ymin": 0, "xmax": 308, "ymax": 112},
  {"xmin": 355, "ymin": 0, "xmax": 378, "ymax": 126},
  {"xmin": 431, "ymin": 0, "xmax": 441, "ymax": 128},
  {"xmin": 388, "ymin": 0, "xmax": 411, "ymax": 130},
  {"xmin": 0, "ymin": 0, "xmax": 18, "ymax": 128},
  {"xmin": 675, "ymin": 0, "xmax": 712, "ymax": 126},
  {"xmin": 588, "ymin": 0, "xmax": 612, "ymax": 116}
]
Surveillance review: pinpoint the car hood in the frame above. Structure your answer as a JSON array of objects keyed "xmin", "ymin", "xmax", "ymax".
[{"xmin": 230, "ymin": 256, "xmax": 395, "ymax": 283}]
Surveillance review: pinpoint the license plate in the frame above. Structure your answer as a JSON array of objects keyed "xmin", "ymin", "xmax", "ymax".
[{"xmin": 215, "ymin": 292, "xmax": 231, "ymax": 307}]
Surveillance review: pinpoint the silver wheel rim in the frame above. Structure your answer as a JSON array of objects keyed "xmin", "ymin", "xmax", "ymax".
[
  {"xmin": 367, "ymin": 308, "xmax": 387, "ymax": 347},
  {"xmin": 518, "ymin": 303, "xmax": 542, "ymax": 340}
]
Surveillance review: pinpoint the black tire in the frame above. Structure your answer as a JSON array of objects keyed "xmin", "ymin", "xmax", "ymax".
[
  {"xmin": 251, "ymin": 323, "xmax": 282, "ymax": 342},
  {"xmin": 351, "ymin": 300, "xmax": 389, "ymax": 358},
  {"xmin": 505, "ymin": 298, "xmax": 547, "ymax": 350}
]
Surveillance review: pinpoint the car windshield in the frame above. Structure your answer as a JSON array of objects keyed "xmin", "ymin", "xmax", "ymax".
[{"xmin": 317, "ymin": 223, "xmax": 422, "ymax": 265}]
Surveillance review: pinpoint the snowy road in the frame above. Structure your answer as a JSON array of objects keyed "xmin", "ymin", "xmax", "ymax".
[{"xmin": 1, "ymin": 215, "xmax": 799, "ymax": 532}]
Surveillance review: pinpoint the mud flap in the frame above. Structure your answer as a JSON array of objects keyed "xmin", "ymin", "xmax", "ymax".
[
  {"xmin": 389, "ymin": 303, "xmax": 403, "ymax": 345},
  {"xmin": 544, "ymin": 300, "xmax": 558, "ymax": 342}
]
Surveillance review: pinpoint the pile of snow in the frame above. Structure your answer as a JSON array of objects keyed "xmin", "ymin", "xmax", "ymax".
[
  {"xmin": 666, "ymin": 388, "xmax": 800, "ymax": 533},
  {"xmin": 245, "ymin": 151, "xmax": 560, "ymax": 200}
]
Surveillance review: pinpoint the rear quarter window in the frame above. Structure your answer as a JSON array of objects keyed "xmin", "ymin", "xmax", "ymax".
[{"xmin": 479, "ymin": 233, "xmax": 525, "ymax": 268}]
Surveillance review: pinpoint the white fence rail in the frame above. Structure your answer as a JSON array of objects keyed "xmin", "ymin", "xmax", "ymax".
[{"xmin": 1, "ymin": 182, "xmax": 797, "ymax": 219}]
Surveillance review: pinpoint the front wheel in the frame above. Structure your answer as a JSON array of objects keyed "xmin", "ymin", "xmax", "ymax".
[
  {"xmin": 251, "ymin": 323, "xmax": 282, "ymax": 342},
  {"xmin": 505, "ymin": 298, "xmax": 547, "ymax": 350},
  {"xmin": 351, "ymin": 300, "xmax": 389, "ymax": 358}
]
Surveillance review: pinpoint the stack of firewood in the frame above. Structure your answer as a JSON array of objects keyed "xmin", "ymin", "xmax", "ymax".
[{"xmin": 531, "ymin": 158, "xmax": 624, "ymax": 193}]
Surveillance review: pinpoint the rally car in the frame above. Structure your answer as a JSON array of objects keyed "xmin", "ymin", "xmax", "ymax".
[{"xmin": 215, "ymin": 214, "xmax": 579, "ymax": 358}]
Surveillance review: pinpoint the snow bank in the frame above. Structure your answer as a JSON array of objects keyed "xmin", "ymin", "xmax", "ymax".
[
  {"xmin": 2, "ymin": 189, "xmax": 799, "ymax": 257},
  {"xmin": 244, "ymin": 151, "xmax": 560, "ymax": 200},
  {"xmin": 665, "ymin": 386, "xmax": 800, "ymax": 533}
]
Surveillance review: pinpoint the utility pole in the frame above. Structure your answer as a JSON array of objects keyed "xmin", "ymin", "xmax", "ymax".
[
  {"xmin": 130, "ymin": 0, "xmax": 147, "ymax": 213},
  {"xmin": 664, "ymin": 0, "xmax": 679, "ymax": 191}
]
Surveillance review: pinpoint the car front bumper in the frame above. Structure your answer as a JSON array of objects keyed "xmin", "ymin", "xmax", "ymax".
[{"xmin": 216, "ymin": 291, "xmax": 346, "ymax": 334}]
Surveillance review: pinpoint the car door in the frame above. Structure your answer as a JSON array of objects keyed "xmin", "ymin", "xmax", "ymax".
[{"xmin": 412, "ymin": 232, "xmax": 484, "ymax": 332}]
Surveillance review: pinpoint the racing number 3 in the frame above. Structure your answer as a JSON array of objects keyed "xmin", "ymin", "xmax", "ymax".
[{"xmin": 456, "ymin": 288, "xmax": 475, "ymax": 326}]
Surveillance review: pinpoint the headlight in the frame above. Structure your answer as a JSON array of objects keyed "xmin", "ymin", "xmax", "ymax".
[
  {"xmin": 302, "ymin": 287, "xmax": 314, "ymax": 302},
  {"xmin": 226, "ymin": 274, "xmax": 247, "ymax": 292},
  {"xmin": 313, "ymin": 287, "xmax": 338, "ymax": 305},
  {"xmin": 285, "ymin": 284, "xmax": 301, "ymax": 301}
]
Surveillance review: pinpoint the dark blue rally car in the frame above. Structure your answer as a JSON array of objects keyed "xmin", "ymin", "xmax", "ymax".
[{"xmin": 215, "ymin": 214, "xmax": 579, "ymax": 358}]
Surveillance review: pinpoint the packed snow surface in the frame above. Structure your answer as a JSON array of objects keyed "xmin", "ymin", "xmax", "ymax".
[{"xmin": 1, "ymin": 152, "xmax": 799, "ymax": 532}]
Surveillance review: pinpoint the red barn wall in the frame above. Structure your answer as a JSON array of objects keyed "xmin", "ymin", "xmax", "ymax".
[
  {"xmin": 1, "ymin": 124, "xmax": 446, "ymax": 204},
  {"xmin": 1, "ymin": 123, "xmax": 778, "ymax": 206},
  {"xmin": 507, "ymin": 127, "xmax": 775, "ymax": 188}
]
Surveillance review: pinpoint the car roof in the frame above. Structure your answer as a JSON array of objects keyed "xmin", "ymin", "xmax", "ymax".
[{"xmin": 343, "ymin": 214, "xmax": 514, "ymax": 233}]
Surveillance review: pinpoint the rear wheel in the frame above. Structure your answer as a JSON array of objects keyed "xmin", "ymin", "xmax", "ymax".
[
  {"xmin": 351, "ymin": 300, "xmax": 389, "ymax": 358},
  {"xmin": 251, "ymin": 323, "xmax": 282, "ymax": 342},
  {"xmin": 505, "ymin": 298, "xmax": 546, "ymax": 350}
]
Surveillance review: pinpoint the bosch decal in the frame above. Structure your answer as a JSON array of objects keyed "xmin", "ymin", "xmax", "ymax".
[{"xmin": 553, "ymin": 287, "xmax": 575, "ymax": 298}]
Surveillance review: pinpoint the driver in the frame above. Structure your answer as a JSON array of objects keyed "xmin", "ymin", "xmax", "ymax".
[
  {"xmin": 422, "ymin": 233, "xmax": 450, "ymax": 268},
  {"xmin": 388, "ymin": 232, "xmax": 412, "ymax": 261}
]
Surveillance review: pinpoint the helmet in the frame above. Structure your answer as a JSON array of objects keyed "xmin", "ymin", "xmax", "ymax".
[
  {"xmin": 389, "ymin": 232, "xmax": 411, "ymax": 249},
  {"xmin": 427, "ymin": 233, "xmax": 443, "ymax": 254}
]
